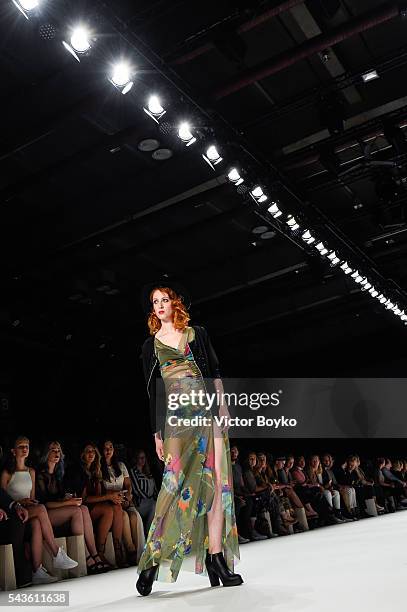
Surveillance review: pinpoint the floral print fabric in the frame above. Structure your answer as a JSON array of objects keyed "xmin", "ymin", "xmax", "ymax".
[{"xmin": 137, "ymin": 326, "xmax": 240, "ymax": 583}]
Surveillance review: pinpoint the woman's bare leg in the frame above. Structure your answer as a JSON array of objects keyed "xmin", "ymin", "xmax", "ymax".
[
  {"xmin": 29, "ymin": 517, "xmax": 43, "ymax": 571},
  {"xmin": 90, "ymin": 503, "xmax": 113, "ymax": 552},
  {"xmin": 122, "ymin": 509, "xmax": 136, "ymax": 552},
  {"xmin": 79, "ymin": 505, "xmax": 98, "ymax": 557},
  {"xmin": 207, "ymin": 423, "xmax": 224, "ymax": 554},
  {"xmin": 47, "ymin": 506, "xmax": 83, "ymax": 535},
  {"xmin": 27, "ymin": 505, "xmax": 58, "ymax": 557},
  {"xmin": 111, "ymin": 504, "xmax": 124, "ymax": 541}
]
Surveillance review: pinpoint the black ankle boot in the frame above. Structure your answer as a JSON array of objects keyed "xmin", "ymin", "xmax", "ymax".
[
  {"xmin": 136, "ymin": 564, "xmax": 159, "ymax": 596},
  {"xmin": 205, "ymin": 551, "xmax": 243, "ymax": 587}
]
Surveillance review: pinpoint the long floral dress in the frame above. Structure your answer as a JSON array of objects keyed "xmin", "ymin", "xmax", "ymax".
[{"xmin": 136, "ymin": 326, "xmax": 240, "ymax": 583}]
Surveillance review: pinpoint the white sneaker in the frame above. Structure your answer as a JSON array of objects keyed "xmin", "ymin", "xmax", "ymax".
[
  {"xmin": 251, "ymin": 529, "xmax": 268, "ymax": 540},
  {"xmin": 32, "ymin": 565, "xmax": 59, "ymax": 585},
  {"xmin": 53, "ymin": 547, "xmax": 78, "ymax": 570}
]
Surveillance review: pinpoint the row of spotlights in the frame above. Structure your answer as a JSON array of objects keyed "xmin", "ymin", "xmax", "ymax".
[{"xmin": 15, "ymin": 3, "xmax": 407, "ymax": 325}]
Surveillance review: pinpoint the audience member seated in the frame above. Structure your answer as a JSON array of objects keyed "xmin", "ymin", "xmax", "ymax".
[
  {"xmin": 0, "ymin": 436, "xmax": 77, "ymax": 584},
  {"xmin": 304, "ymin": 455, "xmax": 340, "ymax": 524},
  {"xmin": 128, "ymin": 449, "xmax": 158, "ymax": 538},
  {"xmin": 373, "ymin": 457, "xmax": 398, "ymax": 512},
  {"xmin": 335, "ymin": 454, "xmax": 361, "ymax": 519},
  {"xmin": 257, "ymin": 452, "xmax": 298, "ymax": 531},
  {"xmin": 101, "ymin": 440, "xmax": 144, "ymax": 566},
  {"xmin": 36, "ymin": 440, "xmax": 108, "ymax": 574},
  {"xmin": 230, "ymin": 445, "xmax": 254, "ymax": 543},
  {"xmin": 64, "ymin": 442, "xmax": 123, "ymax": 568},
  {"xmin": 353, "ymin": 455, "xmax": 384, "ymax": 515},
  {"xmin": 381, "ymin": 458, "xmax": 407, "ymax": 509},
  {"xmin": 280, "ymin": 455, "xmax": 318, "ymax": 519},
  {"xmin": 242, "ymin": 451, "xmax": 284, "ymax": 537},
  {"xmin": 319, "ymin": 453, "xmax": 347, "ymax": 521},
  {"xmin": 0, "ymin": 487, "xmax": 32, "ymax": 588},
  {"xmin": 273, "ymin": 456, "xmax": 308, "ymax": 522}
]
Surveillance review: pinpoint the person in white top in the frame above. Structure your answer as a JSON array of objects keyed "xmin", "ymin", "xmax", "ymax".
[
  {"xmin": 101, "ymin": 440, "xmax": 145, "ymax": 565},
  {"xmin": 0, "ymin": 435, "xmax": 78, "ymax": 585}
]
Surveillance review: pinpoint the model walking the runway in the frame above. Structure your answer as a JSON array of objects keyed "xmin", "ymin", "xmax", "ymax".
[{"xmin": 136, "ymin": 281, "xmax": 242, "ymax": 595}]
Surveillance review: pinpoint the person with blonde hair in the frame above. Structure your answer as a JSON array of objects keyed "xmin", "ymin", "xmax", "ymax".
[
  {"xmin": 64, "ymin": 442, "xmax": 123, "ymax": 567},
  {"xmin": 0, "ymin": 435, "xmax": 78, "ymax": 584},
  {"xmin": 36, "ymin": 440, "xmax": 108, "ymax": 574}
]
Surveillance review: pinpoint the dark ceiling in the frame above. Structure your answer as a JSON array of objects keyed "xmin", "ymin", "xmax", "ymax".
[{"xmin": 1, "ymin": 0, "xmax": 407, "ymax": 377}]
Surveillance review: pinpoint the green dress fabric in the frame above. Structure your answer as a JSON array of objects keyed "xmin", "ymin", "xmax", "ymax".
[{"xmin": 137, "ymin": 326, "xmax": 240, "ymax": 583}]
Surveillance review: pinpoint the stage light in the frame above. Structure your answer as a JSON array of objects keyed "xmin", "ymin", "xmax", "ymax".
[
  {"xmin": 250, "ymin": 186, "xmax": 268, "ymax": 204},
  {"xmin": 315, "ymin": 242, "xmax": 328, "ymax": 255},
  {"xmin": 378, "ymin": 294, "xmax": 387, "ymax": 304},
  {"xmin": 362, "ymin": 69, "xmax": 379, "ymax": 83},
  {"xmin": 143, "ymin": 95, "xmax": 166, "ymax": 122},
  {"xmin": 353, "ymin": 274, "xmax": 364, "ymax": 283},
  {"xmin": 178, "ymin": 122, "xmax": 196, "ymax": 146},
  {"xmin": 340, "ymin": 261, "xmax": 352, "ymax": 274},
  {"xmin": 327, "ymin": 251, "xmax": 340, "ymax": 265},
  {"xmin": 62, "ymin": 26, "xmax": 92, "ymax": 62},
  {"xmin": 109, "ymin": 63, "xmax": 134, "ymax": 94},
  {"xmin": 286, "ymin": 215, "xmax": 299, "ymax": 231},
  {"xmin": 268, "ymin": 202, "xmax": 282, "ymax": 218},
  {"xmin": 228, "ymin": 168, "xmax": 244, "ymax": 186},
  {"xmin": 369, "ymin": 288, "xmax": 379, "ymax": 297},
  {"xmin": 12, "ymin": 0, "xmax": 39, "ymax": 18},
  {"xmin": 394, "ymin": 307, "xmax": 402, "ymax": 316},
  {"xmin": 401, "ymin": 313, "xmax": 407, "ymax": 321},
  {"xmin": 203, "ymin": 145, "xmax": 223, "ymax": 169},
  {"xmin": 301, "ymin": 229, "xmax": 315, "ymax": 244}
]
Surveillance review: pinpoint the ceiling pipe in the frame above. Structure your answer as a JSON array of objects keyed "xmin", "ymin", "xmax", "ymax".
[
  {"xmin": 213, "ymin": 2, "xmax": 402, "ymax": 100},
  {"xmin": 171, "ymin": 0, "xmax": 305, "ymax": 65}
]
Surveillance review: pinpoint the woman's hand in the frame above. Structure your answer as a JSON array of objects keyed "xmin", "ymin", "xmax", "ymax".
[
  {"xmin": 65, "ymin": 497, "xmax": 82, "ymax": 506},
  {"xmin": 155, "ymin": 437, "xmax": 164, "ymax": 462},
  {"xmin": 19, "ymin": 498, "xmax": 38, "ymax": 507},
  {"xmin": 106, "ymin": 492, "xmax": 123, "ymax": 505}
]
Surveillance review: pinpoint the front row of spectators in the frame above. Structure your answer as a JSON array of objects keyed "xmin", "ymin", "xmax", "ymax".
[
  {"xmin": 2, "ymin": 436, "xmax": 407, "ymax": 588},
  {"xmin": 231, "ymin": 447, "xmax": 407, "ymax": 543},
  {"xmin": 0, "ymin": 436, "xmax": 157, "ymax": 587}
]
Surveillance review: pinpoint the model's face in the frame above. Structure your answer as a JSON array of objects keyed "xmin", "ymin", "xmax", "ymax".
[
  {"xmin": 152, "ymin": 290, "xmax": 173, "ymax": 322},
  {"xmin": 12, "ymin": 439, "xmax": 29, "ymax": 460},
  {"xmin": 248, "ymin": 453, "xmax": 257, "ymax": 467},
  {"xmin": 230, "ymin": 447, "xmax": 239, "ymax": 461},
  {"xmin": 103, "ymin": 441, "xmax": 114, "ymax": 460},
  {"xmin": 48, "ymin": 443, "xmax": 61, "ymax": 464}
]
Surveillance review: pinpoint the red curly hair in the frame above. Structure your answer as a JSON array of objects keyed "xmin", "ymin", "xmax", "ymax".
[{"xmin": 147, "ymin": 286, "xmax": 190, "ymax": 335}]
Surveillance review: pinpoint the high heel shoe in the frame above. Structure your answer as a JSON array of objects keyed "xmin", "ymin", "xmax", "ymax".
[
  {"xmin": 136, "ymin": 564, "xmax": 159, "ymax": 596},
  {"xmin": 205, "ymin": 551, "xmax": 243, "ymax": 587}
]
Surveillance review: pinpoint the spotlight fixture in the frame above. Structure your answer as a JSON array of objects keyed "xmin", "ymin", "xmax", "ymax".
[
  {"xmin": 178, "ymin": 122, "xmax": 196, "ymax": 146},
  {"xmin": 286, "ymin": 215, "xmax": 299, "ymax": 231},
  {"xmin": 62, "ymin": 26, "xmax": 92, "ymax": 62},
  {"xmin": 250, "ymin": 186, "xmax": 268, "ymax": 204},
  {"xmin": 340, "ymin": 261, "xmax": 352, "ymax": 274},
  {"xmin": 202, "ymin": 145, "xmax": 223, "ymax": 170},
  {"xmin": 12, "ymin": 0, "xmax": 39, "ymax": 18},
  {"xmin": 327, "ymin": 251, "xmax": 340, "ymax": 266},
  {"xmin": 143, "ymin": 95, "xmax": 166, "ymax": 123},
  {"xmin": 268, "ymin": 202, "xmax": 282, "ymax": 218},
  {"xmin": 227, "ymin": 168, "xmax": 244, "ymax": 186},
  {"xmin": 109, "ymin": 62, "xmax": 134, "ymax": 94},
  {"xmin": 369, "ymin": 288, "xmax": 379, "ymax": 297},
  {"xmin": 301, "ymin": 229, "xmax": 315, "ymax": 244},
  {"xmin": 315, "ymin": 242, "xmax": 328, "ymax": 256},
  {"xmin": 362, "ymin": 69, "xmax": 379, "ymax": 83}
]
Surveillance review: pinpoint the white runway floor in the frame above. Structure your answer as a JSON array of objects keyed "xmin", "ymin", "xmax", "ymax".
[{"xmin": 3, "ymin": 511, "xmax": 407, "ymax": 611}]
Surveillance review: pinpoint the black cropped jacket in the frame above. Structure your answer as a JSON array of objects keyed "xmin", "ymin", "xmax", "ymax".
[{"xmin": 141, "ymin": 325, "xmax": 222, "ymax": 436}]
